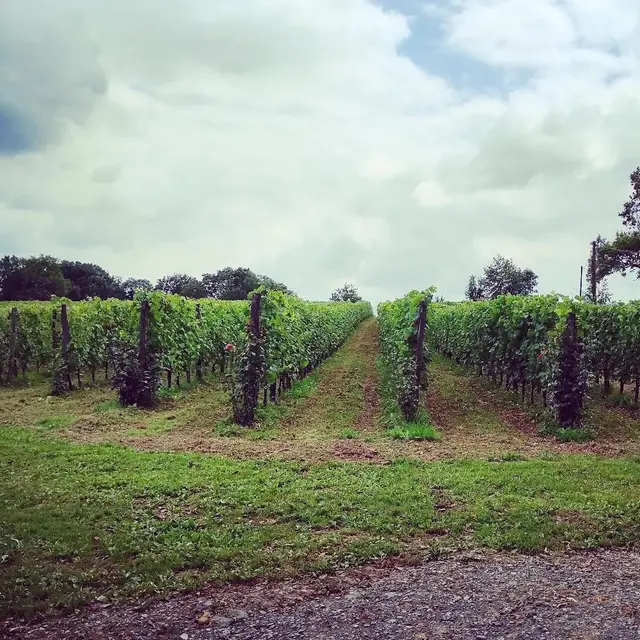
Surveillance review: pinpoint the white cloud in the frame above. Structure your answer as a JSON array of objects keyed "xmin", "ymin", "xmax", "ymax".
[{"xmin": 0, "ymin": 0, "xmax": 639, "ymax": 306}]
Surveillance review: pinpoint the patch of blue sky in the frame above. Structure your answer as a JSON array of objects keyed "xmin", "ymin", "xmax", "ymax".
[{"xmin": 375, "ymin": 0, "xmax": 532, "ymax": 97}]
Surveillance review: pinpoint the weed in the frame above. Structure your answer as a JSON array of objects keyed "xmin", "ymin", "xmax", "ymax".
[
  {"xmin": 339, "ymin": 428, "xmax": 360, "ymax": 440},
  {"xmin": 94, "ymin": 400, "xmax": 121, "ymax": 413},
  {"xmin": 555, "ymin": 428, "xmax": 592, "ymax": 443},
  {"xmin": 489, "ymin": 452, "xmax": 526, "ymax": 462},
  {"xmin": 34, "ymin": 416, "xmax": 73, "ymax": 430},
  {"xmin": 607, "ymin": 393, "xmax": 635, "ymax": 409},
  {"xmin": 215, "ymin": 422, "xmax": 244, "ymax": 437}
]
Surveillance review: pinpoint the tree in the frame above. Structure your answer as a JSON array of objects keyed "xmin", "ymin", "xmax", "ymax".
[
  {"xmin": 61, "ymin": 261, "xmax": 125, "ymax": 300},
  {"xmin": 202, "ymin": 267, "xmax": 293, "ymax": 300},
  {"xmin": 466, "ymin": 255, "xmax": 538, "ymax": 300},
  {"xmin": 330, "ymin": 283, "xmax": 362, "ymax": 303},
  {"xmin": 597, "ymin": 167, "xmax": 640, "ymax": 279},
  {"xmin": 0, "ymin": 255, "xmax": 70, "ymax": 301},
  {"xmin": 583, "ymin": 239, "xmax": 613, "ymax": 303},
  {"xmin": 155, "ymin": 274, "xmax": 207, "ymax": 298},
  {"xmin": 121, "ymin": 278, "xmax": 153, "ymax": 300},
  {"xmin": 465, "ymin": 276, "xmax": 484, "ymax": 301}
]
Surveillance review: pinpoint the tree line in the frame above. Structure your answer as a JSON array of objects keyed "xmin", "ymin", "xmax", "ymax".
[
  {"xmin": 0, "ymin": 256, "xmax": 365, "ymax": 304},
  {"xmin": 0, "ymin": 258, "xmax": 294, "ymax": 302}
]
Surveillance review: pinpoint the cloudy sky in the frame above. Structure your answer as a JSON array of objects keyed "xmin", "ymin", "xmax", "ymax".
[{"xmin": 1, "ymin": 0, "xmax": 639, "ymax": 304}]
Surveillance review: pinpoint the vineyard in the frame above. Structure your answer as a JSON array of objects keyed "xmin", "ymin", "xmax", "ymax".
[
  {"xmin": 2, "ymin": 287, "xmax": 640, "ymax": 626},
  {"xmin": 0, "ymin": 292, "xmax": 372, "ymax": 422}
]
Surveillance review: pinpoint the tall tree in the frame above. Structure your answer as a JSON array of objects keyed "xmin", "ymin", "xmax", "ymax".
[
  {"xmin": 155, "ymin": 273, "xmax": 207, "ymax": 298},
  {"xmin": 466, "ymin": 255, "xmax": 538, "ymax": 300},
  {"xmin": 465, "ymin": 275, "xmax": 484, "ymax": 301},
  {"xmin": 0, "ymin": 255, "xmax": 70, "ymax": 301},
  {"xmin": 596, "ymin": 168, "xmax": 640, "ymax": 280},
  {"xmin": 330, "ymin": 283, "xmax": 362, "ymax": 303},
  {"xmin": 121, "ymin": 278, "xmax": 153, "ymax": 300},
  {"xmin": 202, "ymin": 267, "xmax": 293, "ymax": 300},
  {"xmin": 61, "ymin": 261, "xmax": 125, "ymax": 300}
]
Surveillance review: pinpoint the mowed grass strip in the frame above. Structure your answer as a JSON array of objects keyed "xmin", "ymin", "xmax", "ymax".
[{"xmin": 2, "ymin": 428, "xmax": 640, "ymax": 617}]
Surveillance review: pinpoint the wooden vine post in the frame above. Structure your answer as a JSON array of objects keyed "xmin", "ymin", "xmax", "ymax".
[
  {"xmin": 553, "ymin": 311, "xmax": 584, "ymax": 428},
  {"xmin": 138, "ymin": 300, "xmax": 150, "ymax": 368},
  {"xmin": 233, "ymin": 292, "xmax": 264, "ymax": 426},
  {"xmin": 195, "ymin": 304, "xmax": 203, "ymax": 382},
  {"xmin": 7, "ymin": 307, "xmax": 18, "ymax": 382},
  {"xmin": 60, "ymin": 304, "xmax": 72, "ymax": 391},
  {"xmin": 415, "ymin": 298, "xmax": 427, "ymax": 391}
]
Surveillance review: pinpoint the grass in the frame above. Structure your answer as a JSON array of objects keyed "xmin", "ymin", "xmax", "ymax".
[
  {"xmin": 554, "ymin": 428, "xmax": 592, "ymax": 443},
  {"xmin": 2, "ymin": 427, "xmax": 640, "ymax": 618},
  {"xmin": 387, "ymin": 424, "xmax": 440, "ymax": 441},
  {"xmin": 35, "ymin": 416, "xmax": 74, "ymax": 430},
  {"xmin": 339, "ymin": 428, "xmax": 360, "ymax": 440}
]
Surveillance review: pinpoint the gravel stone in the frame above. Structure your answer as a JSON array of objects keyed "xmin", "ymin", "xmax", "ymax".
[{"xmin": 3, "ymin": 550, "xmax": 639, "ymax": 639}]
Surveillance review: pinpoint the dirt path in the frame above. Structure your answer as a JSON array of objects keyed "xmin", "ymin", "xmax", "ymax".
[{"xmin": 6, "ymin": 549, "xmax": 639, "ymax": 639}]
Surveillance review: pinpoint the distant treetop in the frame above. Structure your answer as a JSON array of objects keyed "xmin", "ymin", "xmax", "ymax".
[
  {"xmin": 330, "ymin": 283, "xmax": 362, "ymax": 303},
  {"xmin": 465, "ymin": 255, "xmax": 538, "ymax": 301}
]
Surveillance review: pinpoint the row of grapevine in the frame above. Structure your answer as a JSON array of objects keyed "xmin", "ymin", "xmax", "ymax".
[
  {"xmin": 0, "ymin": 295, "xmax": 248, "ymax": 388},
  {"xmin": 232, "ymin": 291, "xmax": 373, "ymax": 424},
  {"xmin": 429, "ymin": 295, "xmax": 640, "ymax": 427},
  {"xmin": 1, "ymin": 292, "xmax": 372, "ymax": 424},
  {"xmin": 377, "ymin": 289, "xmax": 434, "ymax": 421}
]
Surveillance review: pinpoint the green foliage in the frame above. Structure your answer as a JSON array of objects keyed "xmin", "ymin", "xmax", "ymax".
[
  {"xmin": 231, "ymin": 291, "xmax": 372, "ymax": 425},
  {"xmin": 202, "ymin": 267, "xmax": 294, "ymax": 300},
  {"xmin": 155, "ymin": 273, "xmax": 207, "ymax": 299},
  {"xmin": 330, "ymin": 283, "xmax": 362, "ymax": 303},
  {"xmin": 430, "ymin": 295, "xmax": 640, "ymax": 426},
  {"xmin": 60, "ymin": 261, "xmax": 125, "ymax": 300},
  {"xmin": 466, "ymin": 255, "xmax": 538, "ymax": 300},
  {"xmin": 0, "ymin": 255, "xmax": 70, "ymax": 301},
  {"xmin": 260, "ymin": 291, "xmax": 372, "ymax": 382},
  {"xmin": 109, "ymin": 341, "xmax": 161, "ymax": 408},
  {"xmin": 378, "ymin": 289, "xmax": 434, "ymax": 421},
  {"xmin": 339, "ymin": 428, "xmax": 360, "ymax": 440},
  {"xmin": 231, "ymin": 308, "xmax": 266, "ymax": 427},
  {"xmin": 554, "ymin": 428, "xmax": 592, "ymax": 443},
  {"xmin": 595, "ymin": 167, "xmax": 640, "ymax": 280}
]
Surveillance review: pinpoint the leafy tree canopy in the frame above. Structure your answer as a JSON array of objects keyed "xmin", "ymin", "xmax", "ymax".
[
  {"xmin": 0, "ymin": 255, "xmax": 70, "ymax": 301},
  {"xmin": 155, "ymin": 273, "xmax": 207, "ymax": 299},
  {"xmin": 465, "ymin": 255, "xmax": 538, "ymax": 300},
  {"xmin": 202, "ymin": 267, "xmax": 293, "ymax": 300},
  {"xmin": 596, "ymin": 168, "xmax": 640, "ymax": 280},
  {"xmin": 61, "ymin": 260, "xmax": 125, "ymax": 300},
  {"xmin": 330, "ymin": 283, "xmax": 362, "ymax": 303},
  {"xmin": 121, "ymin": 278, "xmax": 153, "ymax": 300}
]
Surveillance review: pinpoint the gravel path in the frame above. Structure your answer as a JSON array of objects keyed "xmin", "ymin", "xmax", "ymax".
[{"xmin": 4, "ymin": 550, "xmax": 640, "ymax": 639}]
